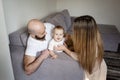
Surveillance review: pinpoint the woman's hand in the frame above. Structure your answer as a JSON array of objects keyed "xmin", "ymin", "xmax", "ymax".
[
  {"xmin": 54, "ymin": 45, "xmax": 66, "ymax": 51},
  {"xmin": 54, "ymin": 45, "xmax": 78, "ymax": 61}
]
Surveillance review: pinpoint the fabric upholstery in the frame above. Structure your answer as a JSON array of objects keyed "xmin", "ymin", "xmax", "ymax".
[
  {"xmin": 98, "ymin": 24, "xmax": 120, "ymax": 52},
  {"xmin": 20, "ymin": 31, "xmax": 29, "ymax": 47},
  {"xmin": 46, "ymin": 13, "xmax": 67, "ymax": 32},
  {"xmin": 46, "ymin": 9, "xmax": 71, "ymax": 32},
  {"xmin": 60, "ymin": 9, "xmax": 71, "ymax": 32},
  {"xmin": 9, "ymin": 27, "xmax": 27, "ymax": 46},
  {"xmin": 10, "ymin": 46, "xmax": 84, "ymax": 80}
]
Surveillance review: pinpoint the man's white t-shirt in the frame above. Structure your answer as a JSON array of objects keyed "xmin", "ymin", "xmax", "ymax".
[
  {"xmin": 25, "ymin": 23, "xmax": 55, "ymax": 56},
  {"xmin": 48, "ymin": 38, "xmax": 65, "ymax": 52}
]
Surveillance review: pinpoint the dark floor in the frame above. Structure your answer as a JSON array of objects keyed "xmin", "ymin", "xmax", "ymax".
[{"xmin": 104, "ymin": 51, "xmax": 120, "ymax": 80}]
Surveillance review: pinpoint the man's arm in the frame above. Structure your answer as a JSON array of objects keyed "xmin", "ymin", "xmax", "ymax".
[{"xmin": 23, "ymin": 50, "xmax": 49, "ymax": 75}]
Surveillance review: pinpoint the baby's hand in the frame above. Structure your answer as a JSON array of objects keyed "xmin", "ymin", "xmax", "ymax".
[
  {"xmin": 40, "ymin": 49, "xmax": 49, "ymax": 59},
  {"xmin": 51, "ymin": 54, "xmax": 58, "ymax": 59}
]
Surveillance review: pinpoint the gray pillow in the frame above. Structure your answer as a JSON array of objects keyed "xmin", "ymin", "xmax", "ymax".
[
  {"xmin": 46, "ymin": 13, "xmax": 67, "ymax": 32},
  {"xmin": 45, "ymin": 9, "xmax": 71, "ymax": 33},
  {"xmin": 20, "ymin": 31, "xmax": 29, "ymax": 47},
  {"xmin": 61, "ymin": 9, "xmax": 71, "ymax": 32},
  {"xmin": 41, "ymin": 12, "xmax": 58, "ymax": 22}
]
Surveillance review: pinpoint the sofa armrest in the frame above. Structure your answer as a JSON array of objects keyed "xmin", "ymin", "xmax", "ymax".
[
  {"xmin": 9, "ymin": 27, "xmax": 28, "ymax": 47},
  {"xmin": 98, "ymin": 24, "xmax": 120, "ymax": 52}
]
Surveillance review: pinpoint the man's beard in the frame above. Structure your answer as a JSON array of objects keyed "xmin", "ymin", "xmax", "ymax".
[{"xmin": 35, "ymin": 35, "xmax": 46, "ymax": 40}]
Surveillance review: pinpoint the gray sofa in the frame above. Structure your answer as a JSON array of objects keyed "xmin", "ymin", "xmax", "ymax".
[{"xmin": 9, "ymin": 9, "xmax": 120, "ymax": 80}]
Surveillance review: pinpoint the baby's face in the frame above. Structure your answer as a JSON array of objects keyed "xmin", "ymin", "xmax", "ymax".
[{"xmin": 53, "ymin": 29, "xmax": 64, "ymax": 42}]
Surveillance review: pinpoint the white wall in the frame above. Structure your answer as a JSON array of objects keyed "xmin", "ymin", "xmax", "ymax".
[
  {"xmin": 3, "ymin": 0, "xmax": 120, "ymax": 33},
  {"xmin": 3, "ymin": 0, "xmax": 57, "ymax": 34},
  {"xmin": 56, "ymin": 0, "xmax": 120, "ymax": 32},
  {"xmin": 0, "ymin": 0, "xmax": 14, "ymax": 80}
]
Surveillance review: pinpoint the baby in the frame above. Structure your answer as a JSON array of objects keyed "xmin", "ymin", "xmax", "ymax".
[{"xmin": 48, "ymin": 26, "xmax": 65, "ymax": 59}]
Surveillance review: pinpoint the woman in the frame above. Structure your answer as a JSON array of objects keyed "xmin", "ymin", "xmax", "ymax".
[{"xmin": 55, "ymin": 15, "xmax": 107, "ymax": 80}]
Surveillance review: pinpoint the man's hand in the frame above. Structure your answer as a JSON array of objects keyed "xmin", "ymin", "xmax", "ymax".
[{"xmin": 40, "ymin": 49, "xmax": 50, "ymax": 59}]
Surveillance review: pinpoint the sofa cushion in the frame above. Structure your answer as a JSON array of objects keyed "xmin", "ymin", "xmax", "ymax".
[
  {"xmin": 98, "ymin": 24, "xmax": 120, "ymax": 52},
  {"xmin": 46, "ymin": 12, "xmax": 67, "ymax": 32},
  {"xmin": 67, "ymin": 17, "xmax": 76, "ymax": 34},
  {"xmin": 98, "ymin": 24, "xmax": 120, "ymax": 34},
  {"xmin": 41, "ymin": 12, "xmax": 58, "ymax": 22},
  {"xmin": 45, "ymin": 9, "xmax": 71, "ymax": 33},
  {"xmin": 61, "ymin": 9, "xmax": 71, "ymax": 32},
  {"xmin": 20, "ymin": 31, "xmax": 29, "ymax": 47},
  {"xmin": 9, "ymin": 27, "xmax": 27, "ymax": 46}
]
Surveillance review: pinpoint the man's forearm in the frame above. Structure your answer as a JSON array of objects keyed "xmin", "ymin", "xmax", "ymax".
[
  {"xmin": 24, "ymin": 50, "xmax": 49, "ymax": 75},
  {"xmin": 24, "ymin": 56, "xmax": 45, "ymax": 75}
]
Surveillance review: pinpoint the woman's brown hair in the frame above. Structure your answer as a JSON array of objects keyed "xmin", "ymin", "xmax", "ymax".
[{"xmin": 72, "ymin": 15, "xmax": 104, "ymax": 74}]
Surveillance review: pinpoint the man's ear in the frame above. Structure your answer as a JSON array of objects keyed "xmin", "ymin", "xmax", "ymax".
[{"xmin": 30, "ymin": 34, "xmax": 35, "ymax": 38}]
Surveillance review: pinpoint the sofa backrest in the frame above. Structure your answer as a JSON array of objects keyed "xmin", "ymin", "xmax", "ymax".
[
  {"xmin": 44, "ymin": 9, "xmax": 71, "ymax": 32},
  {"xmin": 9, "ymin": 9, "xmax": 72, "ymax": 47},
  {"xmin": 9, "ymin": 27, "xmax": 28, "ymax": 47}
]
